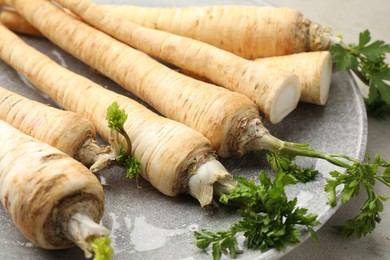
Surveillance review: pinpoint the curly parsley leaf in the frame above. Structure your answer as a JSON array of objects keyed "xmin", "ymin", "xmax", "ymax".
[
  {"xmin": 106, "ymin": 101, "xmax": 128, "ymax": 134},
  {"xmin": 87, "ymin": 235, "xmax": 114, "ymax": 260},
  {"xmin": 106, "ymin": 102, "xmax": 141, "ymax": 181},
  {"xmin": 116, "ymin": 146, "xmax": 141, "ymax": 180},
  {"xmin": 324, "ymin": 154, "xmax": 390, "ymax": 237},
  {"xmin": 194, "ymin": 171, "xmax": 319, "ymax": 259},
  {"xmin": 266, "ymin": 152, "xmax": 319, "ymax": 183}
]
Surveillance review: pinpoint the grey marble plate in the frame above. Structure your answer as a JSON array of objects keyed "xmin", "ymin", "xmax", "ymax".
[{"xmin": 0, "ymin": 0, "xmax": 367, "ymax": 259}]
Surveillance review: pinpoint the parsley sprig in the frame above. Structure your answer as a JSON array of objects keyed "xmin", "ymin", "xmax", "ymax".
[
  {"xmin": 266, "ymin": 152, "xmax": 319, "ymax": 182},
  {"xmin": 324, "ymin": 154, "xmax": 390, "ymax": 237},
  {"xmin": 194, "ymin": 171, "xmax": 320, "ymax": 259},
  {"xmin": 330, "ymin": 30, "xmax": 390, "ymax": 117},
  {"xmin": 267, "ymin": 138, "xmax": 390, "ymax": 238},
  {"xmin": 106, "ymin": 102, "xmax": 141, "ymax": 180}
]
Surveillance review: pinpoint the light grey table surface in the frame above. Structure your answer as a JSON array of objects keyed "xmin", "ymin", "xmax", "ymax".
[{"xmin": 267, "ymin": 1, "xmax": 390, "ymax": 259}]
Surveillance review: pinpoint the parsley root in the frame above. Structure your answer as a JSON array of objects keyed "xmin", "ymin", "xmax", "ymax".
[
  {"xmin": 255, "ymin": 51, "xmax": 333, "ymax": 105},
  {"xmin": 1, "ymin": 3, "xmax": 388, "ymax": 115},
  {"xmin": 0, "ymin": 20, "xmax": 234, "ymax": 207},
  {"xmin": 0, "ymin": 6, "xmax": 332, "ymax": 106},
  {"xmin": 55, "ymin": 0, "xmax": 301, "ymax": 124},
  {"xmin": 0, "ymin": 86, "xmax": 117, "ymax": 172},
  {"xmin": 80, "ymin": 5, "xmax": 332, "ymax": 59},
  {"xmin": 0, "ymin": 119, "xmax": 113, "ymax": 258}
]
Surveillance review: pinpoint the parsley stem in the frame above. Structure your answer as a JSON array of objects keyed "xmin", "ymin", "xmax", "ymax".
[
  {"xmin": 118, "ymin": 128, "xmax": 132, "ymax": 157},
  {"xmin": 258, "ymin": 134, "xmax": 352, "ymax": 169},
  {"xmin": 374, "ymin": 176, "xmax": 390, "ymax": 189},
  {"xmin": 351, "ymin": 68, "xmax": 370, "ymax": 86}
]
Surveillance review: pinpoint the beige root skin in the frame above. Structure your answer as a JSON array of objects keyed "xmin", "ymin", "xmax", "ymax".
[
  {"xmin": 0, "ymin": 6, "xmax": 42, "ymax": 36},
  {"xmin": 0, "ymin": 14, "xmax": 216, "ymax": 198},
  {"xmin": 53, "ymin": 0, "xmax": 300, "ymax": 123},
  {"xmin": 102, "ymin": 5, "xmax": 332, "ymax": 58},
  {"xmin": 0, "ymin": 87, "xmax": 117, "ymax": 172},
  {"xmin": 0, "ymin": 5, "xmax": 333, "ymax": 57},
  {"xmin": 0, "ymin": 120, "xmax": 105, "ymax": 250}
]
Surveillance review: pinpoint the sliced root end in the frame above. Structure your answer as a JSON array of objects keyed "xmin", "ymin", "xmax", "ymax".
[
  {"xmin": 269, "ymin": 75, "xmax": 301, "ymax": 124},
  {"xmin": 318, "ymin": 52, "xmax": 333, "ymax": 105}
]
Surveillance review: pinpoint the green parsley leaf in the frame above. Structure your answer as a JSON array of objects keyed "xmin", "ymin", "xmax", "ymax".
[
  {"xmin": 330, "ymin": 30, "xmax": 390, "ymax": 118},
  {"xmin": 331, "ymin": 44, "xmax": 359, "ymax": 71},
  {"xmin": 106, "ymin": 102, "xmax": 141, "ymax": 181},
  {"xmin": 88, "ymin": 236, "xmax": 114, "ymax": 260},
  {"xmin": 324, "ymin": 154, "xmax": 390, "ymax": 237},
  {"xmin": 106, "ymin": 101, "xmax": 128, "ymax": 133},
  {"xmin": 116, "ymin": 146, "xmax": 141, "ymax": 180},
  {"xmin": 266, "ymin": 152, "xmax": 319, "ymax": 183},
  {"xmin": 194, "ymin": 171, "xmax": 319, "ymax": 259}
]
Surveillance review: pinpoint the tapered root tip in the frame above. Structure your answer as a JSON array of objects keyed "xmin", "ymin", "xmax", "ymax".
[{"xmin": 269, "ymin": 74, "xmax": 301, "ymax": 124}]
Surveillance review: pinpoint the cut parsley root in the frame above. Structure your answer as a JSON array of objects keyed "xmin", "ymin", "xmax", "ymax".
[
  {"xmin": 0, "ymin": 21, "xmax": 234, "ymax": 207},
  {"xmin": 0, "ymin": 120, "xmax": 113, "ymax": 259},
  {"xmin": 1, "ymin": 4, "xmax": 389, "ymax": 116},
  {"xmin": 255, "ymin": 51, "xmax": 333, "ymax": 105},
  {"xmin": 55, "ymin": 0, "xmax": 301, "ymax": 124},
  {"xmin": 72, "ymin": 4, "xmax": 390, "ymax": 118}
]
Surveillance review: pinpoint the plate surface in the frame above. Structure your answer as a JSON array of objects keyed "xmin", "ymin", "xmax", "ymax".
[{"xmin": 0, "ymin": 0, "xmax": 367, "ymax": 259}]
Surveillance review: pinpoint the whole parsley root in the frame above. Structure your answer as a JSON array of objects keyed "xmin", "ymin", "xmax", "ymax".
[
  {"xmin": 1, "ymin": 5, "xmax": 389, "ymax": 116},
  {"xmin": 0, "ymin": 120, "xmax": 113, "ymax": 259},
  {"xmin": 0, "ymin": 87, "xmax": 118, "ymax": 173},
  {"xmin": 0, "ymin": 19, "xmax": 234, "ymax": 207},
  {"xmin": 85, "ymin": 5, "xmax": 390, "ymax": 118}
]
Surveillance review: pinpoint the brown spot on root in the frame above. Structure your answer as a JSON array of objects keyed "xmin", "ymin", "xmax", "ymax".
[
  {"xmin": 3, "ymin": 193, "xmax": 10, "ymax": 212},
  {"xmin": 39, "ymin": 153, "xmax": 67, "ymax": 164}
]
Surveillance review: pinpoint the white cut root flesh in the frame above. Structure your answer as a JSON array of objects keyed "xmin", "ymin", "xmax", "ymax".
[{"xmin": 256, "ymin": 51, "xmax": 333, "ymax": 105}]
